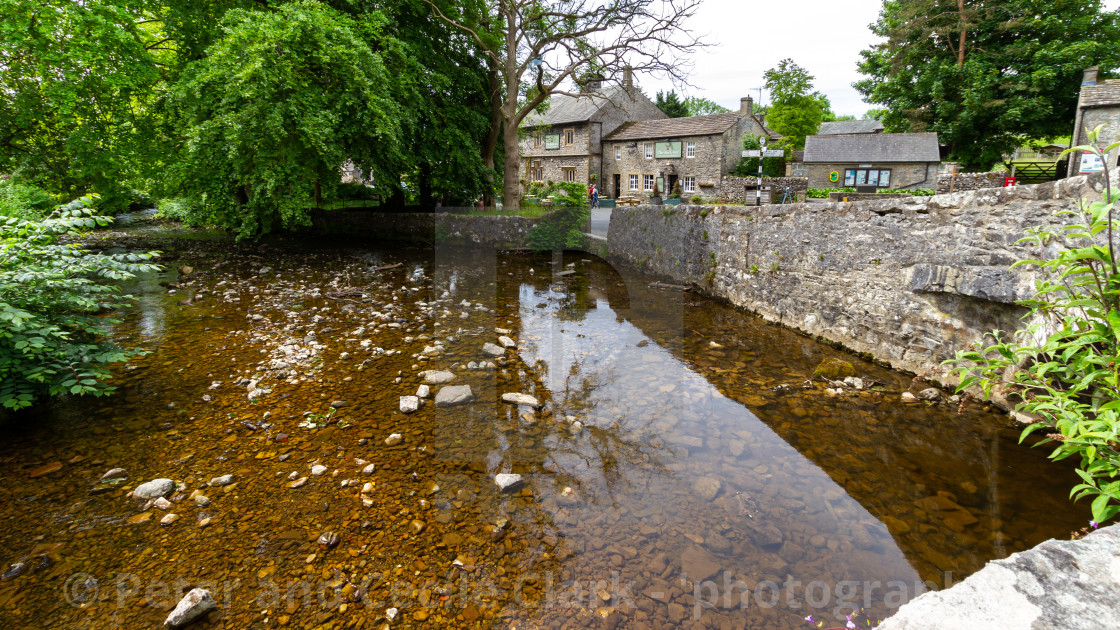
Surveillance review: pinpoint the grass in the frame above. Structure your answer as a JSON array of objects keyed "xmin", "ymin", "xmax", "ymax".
[{"xmin": 449, "ymin": 205, "xmax": 554, "ymax": 219}]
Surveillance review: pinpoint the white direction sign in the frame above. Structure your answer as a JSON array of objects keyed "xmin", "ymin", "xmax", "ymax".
[
  {"xmin": 741, "ymin": 150, "xmax": 786, "ymax": 158},
  {"xmin": 742, "ymin": 150, "xmax": 761, "ymax": 158}
]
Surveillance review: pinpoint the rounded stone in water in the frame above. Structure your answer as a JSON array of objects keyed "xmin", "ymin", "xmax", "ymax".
[{"xmin": 133, "ymin": 478, "xmax": 175, "ymax": 500}]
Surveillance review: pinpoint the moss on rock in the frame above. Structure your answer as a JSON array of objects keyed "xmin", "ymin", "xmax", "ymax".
[{"xmin": 813, "ymin": 357, "xmax": 855, "ymax": 380}]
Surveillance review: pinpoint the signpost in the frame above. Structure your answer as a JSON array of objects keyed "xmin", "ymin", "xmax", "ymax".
[{"xmin": 741, "ymin": 140, "xmax": 785, "ymax": 206}]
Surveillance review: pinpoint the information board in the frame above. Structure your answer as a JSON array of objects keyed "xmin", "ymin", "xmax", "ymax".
[{"xmin": 544, "ymin": 134, "xmax": 560, "ymax": 150}]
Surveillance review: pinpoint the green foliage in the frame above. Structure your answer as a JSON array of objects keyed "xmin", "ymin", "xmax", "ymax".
[
  {"xmin": 0, "ymin": 180, "xmax": 56, "ymax": 220},
  {"xmin": 526, "ymin": 185, "xmax": 589, "ymax": 251},
  {"xmin": 691, "ymin": 195, "xmax": 704, "ymax": 205},
  {"xmin": 683, "ymin": 96, "xmax": 730, "ymax": 117},
  {"xmin": 0, "ymin": 0, "xmax": 168, "ymax": 212},
  {"xmin": 855, "ymin": 0, "xmax": 1120, "ymax": 170},
  {"xmin": 169, "ymin": 2, "xmax": 402, "ymax": 238},
  {"xmin": 763, "ymin": 58, "xmax": 826, "ymax": 149},
  {"xmin": 155, "ymin": 197, "xmax": 197, "ymax": 223},
  {"xmin": 0, "ymin": 195, "xmax": 160, "ymax": 411},
  {"xmin": 733, "ymin": 136, "xmax": 785, "ymax": 177},
  {"xmin": 946, "ymin": 129, "xmax": 1120, "ymax": 524},
  {"xmin": 655, "ymin": 90, "xmax": 689, "ymax": 118},
  {"xmin": 807, "ymin": 187, "xmax": 857, "ymax": 198}
]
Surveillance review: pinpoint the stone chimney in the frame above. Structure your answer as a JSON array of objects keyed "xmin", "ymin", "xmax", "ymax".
[
  {"xmin": 741, "ymin": 96, "xmax": 753, "ymax": 117},
  {"xmin": 623, "ymin": 66, "xmax": 633, "ymax": 89},
  {"xmin": 1083, "ymin": 66, "xmax": 1099, "ymax": 86}
]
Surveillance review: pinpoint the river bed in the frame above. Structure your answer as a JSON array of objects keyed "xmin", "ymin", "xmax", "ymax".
[{"xmin": 0, "ymin": 217, "xmax": 1087, "ymax": 629}]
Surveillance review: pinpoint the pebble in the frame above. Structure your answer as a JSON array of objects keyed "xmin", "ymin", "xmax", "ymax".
[
  {"xmin": 310, "ymin": 465, "xmax": 328, "ymax": 476},
  {"xmin": 918, "ymin": 387, "xmax": 942, "ymax": 402},
  {"xmin": 362, "ymin": 464, "xmax": 376, "ymax": 474},
  {"xmin": 498, "ymin": 335, "xmax": 516, "ymax": 348},
  {"xmin": 385, "ymin": 433, "xmax": 403, "ymax": 446},
  {"xmin": 164, "ymin": 588, "xmax": 216, "ymax": 628},
  {"xmin": 416, "ymin": 384, "xmax": 430, "ymax": 398},
  {"xmin": 399, "ymin": 396, "xmax": 419, "ymax": 413},
  {"xmin": 418, "ymin": 370, "xmax": 456, "ymax": 384},
  {"xmin": 209, "ymin": 474, "xmax": 234, "ymax": 486},
  {"xmin": 288, "ymin": 477, "xmax": 308, "ymax": 488},
  {"xmin": 501, "ymin": 392, "xmax": 541, "ymax": 408},
  {"xmin": 153, "ymin": 497, "xmax": 173, "ymax": 510},
  {"xmin": 435, "ymin": 385, "xmax": 474, "ymax": 407},
  {"xmin": 100, "ymin": 468, "xmax": 128, "ymax": 480},
  {"xmin": 133, "ymin": 478, "xmax": 175, "ymax": 500},
  {"xmin": 481, "ymin": 342, "xmax": 506, "ymax": 357},
  {"xmin": 494, "ymin": 473, "xmax": 524, "ymax": 493},
  {"xmin": 160, "ymin": 513, "xmax": 180, "ymax": 526}
]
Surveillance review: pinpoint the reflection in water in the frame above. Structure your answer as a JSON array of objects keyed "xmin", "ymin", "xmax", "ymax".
[{"xmin": 0, "ymin": 226, "xmax": 1088, "ymax": 630}]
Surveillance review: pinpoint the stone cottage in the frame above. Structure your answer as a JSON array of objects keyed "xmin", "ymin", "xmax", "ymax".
[
  {"xmin": 801, "ymin": 132, "xmax": 941, "ymax": 190},
  {"xmin": 1067, "ymin": 67, "xmax": 1120, "ymax": 177},
  {"xmin": 600, "ymin": 97, "xmax": 780, "ymax": 200},
  {"xmin": 519, "ymin": 69, "xmax": 665, "ymax": 193}
]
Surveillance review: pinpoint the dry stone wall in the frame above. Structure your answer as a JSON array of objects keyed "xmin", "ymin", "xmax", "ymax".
[
  {"xmin": 606, "ymin": 169, "xmax": 1118, "ymax": 383},
  {"xmin": 720, "ymin": 176, "xmax": 808, "ymax": 203},
  {"xmin": 936, "ymin": 171, "xmax": 1007, "ymax": 194},
  {"xmin": 309, "ymin": 210, "xmax": 541, "ymax": 248}
]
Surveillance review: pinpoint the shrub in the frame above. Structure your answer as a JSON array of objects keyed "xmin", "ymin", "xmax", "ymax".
[
  {"xmin": 947, "ymin": 128, "xmax": 1120, "ymax": 525},
  {"xmin": 807, "ymin": 187, "xmax": 856, "ymax": 199},
  {"xmin": 878, "ymin": 188, "xmax": 935, "ymax": 196},
  {"xmin": 0, "ymin": 180, "xmax": 56, "ymax": 220},
  {"xmin": 527, "ymin": 187, "xmax": 589, "ymax": 251},
  {"xmin": 155, "ymin": 197, "xmax": 196, "ymax": 223},
  {"xmin": 0, "ymin": 195, "xmax": 161, "ymax": 411},
  {"xmin": 691, "ymin": 195, "xmax": 703, "ymax": 204}
]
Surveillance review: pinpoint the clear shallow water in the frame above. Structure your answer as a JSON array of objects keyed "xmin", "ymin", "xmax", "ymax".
[{"xmin": 0, "ymin": 221, "xmax": 1087, "ymax": 629}]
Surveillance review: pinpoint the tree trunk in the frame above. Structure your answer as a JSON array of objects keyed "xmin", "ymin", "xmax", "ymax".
[
  {"xmin": 418, "ymin": 161, "xmax": 433, "ymax": 210},
  {"xmin": 481, "ymin": 65, "xmax": 502, "ymax": 207},
  {"xmin": 956, "ymin": 0, "xmax": 967, "ymax": 67},
  {"xmin": 502, "ymin": 117, "xmax": 521, "ymax": 211},
  {"xmin": 314, "ymin": 179, "xmax": 322, "ymax": 206}
]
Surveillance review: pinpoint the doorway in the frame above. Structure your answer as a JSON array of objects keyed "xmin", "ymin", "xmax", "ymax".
[
  {"xmin": 667, "ymin": 174, "xmax": 678, "ymax": 196},
  {"xmin": 613, "ymin": 174, "xmax": 621, "ymax": 198}
]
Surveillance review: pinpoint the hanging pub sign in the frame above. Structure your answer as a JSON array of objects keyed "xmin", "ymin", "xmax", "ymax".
[
  {"xmin": 654, "ymin": 141, "xmax": 682, "ymax": 158},
  {"xmin": 544, "ymin": 134, "xmax": 561, "ymax": 150}
]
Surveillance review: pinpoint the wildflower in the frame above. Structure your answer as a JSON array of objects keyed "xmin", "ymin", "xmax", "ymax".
[
  {"xmin": 846, "ymin": 615, "xmax": 857, "ymax": 630},
  {"xmin": 1089, "ymin": 520, "xmax": 1099, "ymax": 529},
  {"xmin": 805, "ymin": 615, "xmax": 815, "ymax": 623}
]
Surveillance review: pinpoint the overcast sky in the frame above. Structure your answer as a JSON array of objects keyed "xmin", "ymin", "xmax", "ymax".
[{"xmin": 638, "ymin": 0, "xmax": 1120, "ymax": 117}]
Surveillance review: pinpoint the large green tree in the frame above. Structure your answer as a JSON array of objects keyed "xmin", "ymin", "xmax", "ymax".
[
  {"xmin": 763, "ymin": 58, "xmax": 825, "ymax": 149},
  {"xmin": 0, "ymin": 0, "xmax": 168, "ymax": 210},
  {"xmin": 169, "ymin": 2, "xmax": 403, "ymax": 237},
  {"xmin": 855, "ymin": 0, "xmax": 1120, "ymax": 169}
]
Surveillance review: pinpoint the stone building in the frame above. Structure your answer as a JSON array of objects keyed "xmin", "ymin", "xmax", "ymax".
[
  {"xmin": 519, "ymin": 70, "xmax": 664, "ymax": 193},
  {"xmin": 1067, "ymin": 67, "xmax": 1120, "ymax": 177},
  {"xmin": 801, "ymin": 132, "xmax": 941, "ymax": 190},
  {"xmin": 600, "ymin": 97, "xmax": 779, "ymax": 200}
]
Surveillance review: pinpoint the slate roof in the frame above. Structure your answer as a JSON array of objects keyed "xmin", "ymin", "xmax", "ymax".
[
  {"xmin": 818, "ymin": 119, "xmax": 884, "ymax": 135},
  {"xmin": 605, "ymin": 112, "xmax": 740, "ymax": 140},
  {"xmin": 521, "ymin": 86, "xmax": 629, "ymax": 127},
  {"xmin": 803, "ymin": 132, "xmax": 941, "ymax": 163},
  {"xmin": 1081, "ymin": 79, "xmax": 1120, "ymax": 108}
]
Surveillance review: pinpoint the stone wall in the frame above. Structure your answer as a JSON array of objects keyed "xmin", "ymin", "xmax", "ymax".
[
  {"xmin": 935, "ymin": 171, "xmax": 1008, "ymax": 194},
  {"xmin": 720, "ymin": 176, "xmax": 809, "ymax": 203},
  {"xmin": 606, "ymin": 169, "xmax": 1118, "ymax": 383},
  {"xmin": 827, "ymin": 192, "xmax": 909, "ymax": 202},
  {"xmin": 877, "ymin": 523, "xmax": 1119, "ymax": 630},
  {"xmin": 309, "ymin": 210, "xmax": 542, "ymax": 248}
]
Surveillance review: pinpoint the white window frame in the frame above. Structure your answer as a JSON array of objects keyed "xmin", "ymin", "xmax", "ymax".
[
  {"xmin": 644, "ymin": 143, "xmax": 653, "ymax": 159},
  {"xmin": 686, "ymin": 141, "xmax": 696, "ymax": 158},
  {"xmin": 615, "ymin": 145, "xmax": 621, "ymax": 161},
  {"xmin": 643, "ymin": 175, "xmax": 654, "ymax": 191},
  {"xmin": 682, "ymin": 176, "xmax": 696, "ymax": 193},
  {"xmin": 629, "ymin": 174, "xmax": 639, "ymax": 191}
]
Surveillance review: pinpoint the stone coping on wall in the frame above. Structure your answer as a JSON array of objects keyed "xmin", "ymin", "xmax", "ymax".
[
  {"xmin": 876, "ymin": 523, "xmax": 1120, "ymax": 630},
  {"xmin": 827, "ymin": 192, "xmax": 910, "ymax": 202}
]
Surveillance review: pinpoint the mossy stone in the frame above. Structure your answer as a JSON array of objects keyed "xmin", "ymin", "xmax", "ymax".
[{"xmin": 813, "ymin": 357, "xmax": 855, "ymax": 380}]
